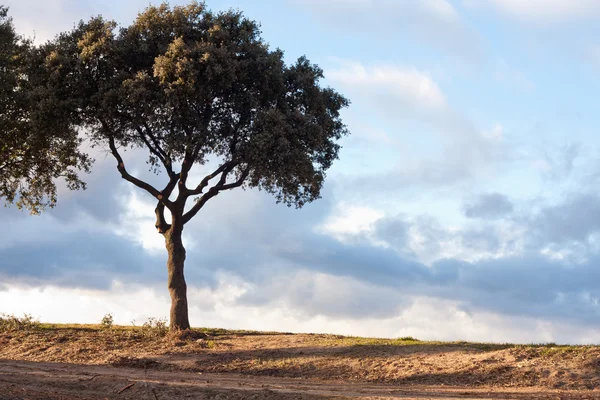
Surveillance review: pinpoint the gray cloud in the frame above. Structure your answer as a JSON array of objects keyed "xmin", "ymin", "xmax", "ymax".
[
  {"xmin": 274, "ymin": 227, "xmax": 600, "ymax": 325},
  {"xmin": 528, "ymin": 193, "xmax": 600, "ymax": 246},
  {"xmin": 3, "ymin": 146, "xmax": 600, "ymax": 328},
  {"xmin": 464, "ymin": 193, "xmax": 514, "ymax": 219},
  {"xmin": 0, "ymin": 230, "xmax": 159, "ymax": 290},
  {"xmin": 238, "ymin": 271, "xmax": 411, "ymax": 320}
]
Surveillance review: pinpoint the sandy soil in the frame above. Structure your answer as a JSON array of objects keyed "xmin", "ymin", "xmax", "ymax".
[
  {"xmin": 1, "ymin": 359, "xmax": 598, "ymax": 399},
  {"xmin": 1, "ymin": 326, "xmax": 599, "ymax": 399}
]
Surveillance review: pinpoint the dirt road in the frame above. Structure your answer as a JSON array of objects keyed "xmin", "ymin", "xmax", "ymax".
[{"xmin": 0, "ymin": 359, "xmax": 597, "ymax": 400}]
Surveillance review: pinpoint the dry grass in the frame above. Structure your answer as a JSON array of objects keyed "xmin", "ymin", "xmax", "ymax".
[
  {"xmin": 1, "ymin": 323, "xmax": 599, "ymax": 391},
  {"xmin": 0, "ymin": 313, "xmax": 41, "ymax": 332}
]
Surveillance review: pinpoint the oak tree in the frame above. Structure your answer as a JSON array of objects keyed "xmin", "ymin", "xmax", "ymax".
[
  {"xmin": 42, "ymin": 2, "xmax": 349, "ymax": 330},
  {"xmin": 0, "ymin": 6, "xmax": 90, "ymax": 214}
]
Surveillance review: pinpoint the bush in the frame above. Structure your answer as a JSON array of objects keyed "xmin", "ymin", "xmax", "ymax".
[
  {"xmin": 101, "ymin": 313, "xmax": 114, "ymax": 329},
  {"xmin": 0, "ymin": 313, "xmax": 40, "ymax": 332},
  {"xmin": 141, "ymin": 317, "xmax": 168, "ymax": 338},
  {"xmin": 398, "ymin": 336, "xmax": 420, "ymax": 342}
]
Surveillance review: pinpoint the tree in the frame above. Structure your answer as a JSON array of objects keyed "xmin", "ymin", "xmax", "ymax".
[
  {"xmin": 0, "ymin": 6, "xmax": 90, "ymax": 214},
  {"xmin": 41, "ymin": 1, "xmax": 349, "ymax": 330}
]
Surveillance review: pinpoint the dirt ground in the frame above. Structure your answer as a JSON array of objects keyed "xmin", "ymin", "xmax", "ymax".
[{"xmin": 1, "ymin": 326, "xmax": 599, "ymax": 399}]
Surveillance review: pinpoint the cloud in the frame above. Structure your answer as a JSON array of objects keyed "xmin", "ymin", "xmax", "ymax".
[
  {"xmin": 238, "ymin": 270, "xmax": 411, "ymax": 319},
  {"xmin": 4, "ymin": 0, "xmax": 97, "ymax": 42},
  {"xmin": 294, "ymin": 0, "xmax": 482, "ymax": 62},
  {"xmin": 328, "ymin": 62, "xmax": 447, "ymax": 113},
  {"xmin": 4, "ymin": 282, "xmax": 600, "ymax": 343},
  {"xmin": 528, "ymin": 193, "xmax": 600, "ymax": 246},
  {"xmin": 464, "ymin": 193, "xmax": 514, "ymax": 219},
  {"xmin": 3, "ymin": 151, "xmax": 600, "ymax": 339},
  {"xmin": 0, "ymin": 230, "xmax": 159, "ymax": 290},
  {"xmin": 318, "ymin": 203, "xmax": 384, "ymax": 241},
  {"xmin": 327, "ymin": 61, "xmax": 509, "ymax": 190},
  {"xmin": 273, "ymin": 225, "xmax": 600, "ymax": 328},
  {"xmin": 472, "ymin": 0, "xmax": 600, "ymax": 23}
]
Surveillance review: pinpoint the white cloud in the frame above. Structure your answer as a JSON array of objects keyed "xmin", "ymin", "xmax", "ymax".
[
  {"xmin": 422, "ymin": 0, "xmax": 461, "ymax": 22},
  {"xmin": 328, "ymin": 62, "xmax": 447, "ymax": 112},
  {"xmin": 3, "ymin": 281, "xmax": 600, "ymax": 343},
  {"xmin": 318, "ymin": 203, "xmax": 384, "ymax": 241},
  {"xmin": 114, "ymin": 189, "xmax": 166, "ymax": 253},
  {"xmin": 474, "ymin": 0, "xmax": 600, "ymax": 23},
  {"xmin": 327, "ymin": 60, "xmax": 510, "ymax": 191}
]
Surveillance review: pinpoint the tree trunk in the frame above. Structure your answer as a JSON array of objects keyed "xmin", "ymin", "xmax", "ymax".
[{"xmin": 165, "ymin": 223, "xmax": 190, "ymax": 330}]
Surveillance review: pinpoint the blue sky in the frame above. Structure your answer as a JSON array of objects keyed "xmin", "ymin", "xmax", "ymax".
[{"xmin": 2, "ymin": 0, "xmax": 600, "ymax": 343}]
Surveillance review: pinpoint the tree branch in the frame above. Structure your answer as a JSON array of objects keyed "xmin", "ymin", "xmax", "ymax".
[
  {"xmin": 182, "ymin": 166, "xmax": 249, "ymax": 224},
  {"xmin": 186, "ymin": 161, "xmax": 236, "ymax": 197},
  {"xmin": 178, "ymin": 143, "xmax": 202, "ymax": 188},
  {"xmin": 163, "ymin": 173, "xmax": 179, "ymax": 199},
  {"xmin": 142, "ymin": 122, "xmax": 168, "ymax": 161},
  {"xmin": 107, "ymin": 134, "xmax": 169, "ymax": 205},
  {"xmin": 135, "ymin": 126, "xmax": 174, "ymax": 177},
  {"xmin": 155, "ymin": 201, "xmax": 171, "ymax": 234},
  {"xmin": 179, "ymin": 102, "xmax": 213, "ymax": 186},
  {"xmin": 221, "ymin": 167, "xmax": 250, "ymax": 191}
]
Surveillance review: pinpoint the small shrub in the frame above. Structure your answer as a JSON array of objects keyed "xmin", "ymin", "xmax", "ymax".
[
  {"xmin": 141, "ymin": 317, "xmax": 168, "ymax": 338},
  {"xmin": 0, "ymin": 313, "xmax": 40, "ymax": 332},
  {"xmin": 398, "ymin": 336, "xmax": 420, "ymax": 342},
  {"xmin": 101, "ymin": 313, "xmax": 114, "ymax": 329}
]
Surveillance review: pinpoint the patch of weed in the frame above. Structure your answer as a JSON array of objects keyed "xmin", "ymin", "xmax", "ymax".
[
  {"xmin": 0, "ymin": 313, "xmax": 40, "ymax": 332},
  {"xmin": 101, "ymin": 313, "xmax": 114, "ymax": 329}
]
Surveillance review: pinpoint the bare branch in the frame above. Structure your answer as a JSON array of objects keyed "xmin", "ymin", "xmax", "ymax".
[
  {"xmin": 182, "ymin": 188, "xmax": 219, "ymax": 225},
  {"xmin": 182, "ymin": 166, "xmax": 249, "ymax": 224},
  {"xmin": 135, "ymin": 126, "xmax": 175, "ymax": 178},
  {"xmin": 135, "ymin": 126, "xmax": 165, "ymax": 164},
  {"xmin": 221, "ymin": 167, "xmax": 250, "ymax": 191},
  {"xmin": 186, "ymin": 161, "xmax": 236, "ymax": 197},
  {"xmin": 142, "ymin": 122, "xmax": 168, "ymax": 160},
  {"xmin": 107, "ymin": 134, "xmax": 170, "ymax": 205},
  {"xmin": 179, "ymin": 102, "xmax": 213, "ymax": 186}
]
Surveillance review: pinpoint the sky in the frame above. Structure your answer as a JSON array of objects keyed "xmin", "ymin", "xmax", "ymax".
[{"xmin": 2, "ymin": 0, "xmax": 600, "ymax": 344}]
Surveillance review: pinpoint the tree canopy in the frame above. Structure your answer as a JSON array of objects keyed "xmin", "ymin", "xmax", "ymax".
[
  {"xmin": 42, "ymin": 2, "xmax": 348, "ymax": 217},
  {"xmin": 0, "ymin": 6, "xmax": 90, "ymax": 214}
]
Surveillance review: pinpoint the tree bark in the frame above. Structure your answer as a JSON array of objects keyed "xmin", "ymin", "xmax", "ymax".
[{"xmin": 164, "ymin": 221, "xmax": 190, "ymax": 330}]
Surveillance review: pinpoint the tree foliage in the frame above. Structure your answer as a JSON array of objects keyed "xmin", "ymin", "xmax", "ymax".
[
  {"xmin": 0, "ymin": 6, "xmax": 90, "ymax": 214},
  {"xmin": 42, "ymin": 1, "xmax": 349, "ymax": 219}
]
